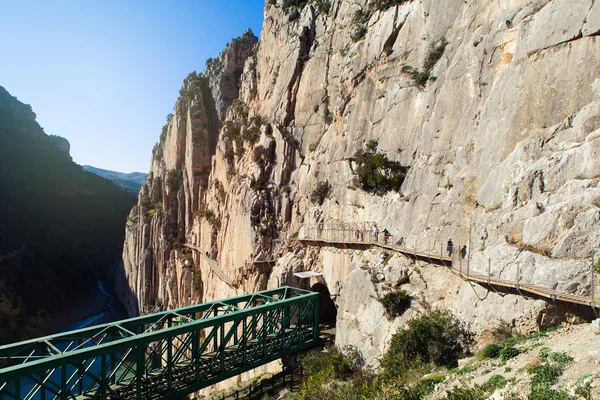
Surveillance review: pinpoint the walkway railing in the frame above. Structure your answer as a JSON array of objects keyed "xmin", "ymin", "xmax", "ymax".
[
  {"xmin": 0, "ymin": 287, "xmax": 321, "ymax": 400},
  {"xmin": 299, "ymin": 223, "xmax": 597, "ymax": 307}
]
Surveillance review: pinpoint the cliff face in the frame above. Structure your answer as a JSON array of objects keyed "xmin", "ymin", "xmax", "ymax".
[
  {"xmin": 0, "ymin": 86, "xmax": 135, "ymax": 344},
  {"xmin": 119, "ymin": 0, "xmax": 600, "ymax": 367}
]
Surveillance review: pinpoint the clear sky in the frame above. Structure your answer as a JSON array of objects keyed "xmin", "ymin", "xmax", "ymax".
[{"xmin": 0, "ymin": 0, "xmax": 265, "ymax": 173}]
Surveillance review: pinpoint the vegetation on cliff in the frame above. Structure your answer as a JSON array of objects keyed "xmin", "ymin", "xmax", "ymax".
[
  {"xmin": 0, "ymin": 86, "xmax": 136, "ymax": 344},
  {"xmin": 352, "ymin": 140, "xmax": 410, "ymax": 195},
  {"xmin": 291, "ymin": 317, "xmax": 592, "ymax": 400}
]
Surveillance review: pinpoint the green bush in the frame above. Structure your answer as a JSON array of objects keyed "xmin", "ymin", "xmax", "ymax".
[
  {"xmin": 402, "ymin": 38, "xmax": 448, "ymax": 88},
  {"xmin": 369, "ymin": 0, "xmax": 410, "ymax": 11},
  {"xmin": 166, "ymin": 168, "xmax": 183, "ymax": 192},
  {"xmin": 378, "ymin": 289, "xmax": 411, "ymax": 317},
  {"xmin": 315, "ymin": 0, "xmax": 331, "ymax": 13},
  {"xmin": 445, "ymin": 385, "xmax": 486, "ymax": 400},
  {"xmin": 483, "ymin": 375, "xmax": 507, "ymax": 392},
  {"xmin": 529, "ymin": 364, "xmax": 562, "ymax": 388},
  {"xmin": 549, "ymin": 352, "xmax": 574, "ymax": 365},
  {"xmin": 594, "ymin": 258, "xmax": 600, "ymax": 275},
  {"xmin": 381, "ymin": 310, "xmax": 474, "ymax": 377},
  {"xmin": 352, "ymin": 140, "xmax": 409, "ymax": 195},
  {"xmin": 252, "ymin": 145, "xmax": 266, "ymax": 169},
  {"xmin": 499, "ymin": 345, "xmax": 521, "ymax": 362},
  {"xmin": 310, "ymin": 181, "xmax": 331, "ymax": 205},
  {"xmin": 492, "ymin": 320, "xmax": 514, "ymax": 342},
  {"xmin": 351, "ymin": 25, "xmax": 368, "ymax": 41},
  {"xmin": 478, "ymin": 343, "xmax": 503, "ymax": 360}
]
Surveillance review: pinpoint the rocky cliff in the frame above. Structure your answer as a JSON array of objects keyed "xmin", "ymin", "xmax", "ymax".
[{"xmin": 118, "ymin": 0, "xmax": 600, "ymax": 370}]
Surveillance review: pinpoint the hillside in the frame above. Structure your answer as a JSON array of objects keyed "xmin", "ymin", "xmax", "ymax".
[
  {"xmin": 0, "ymin": 86, "xmax": 136, "ymax": 344},
  {"xmin": 83, "ymin": 165, "xmax": 148, "ymax": 195}
]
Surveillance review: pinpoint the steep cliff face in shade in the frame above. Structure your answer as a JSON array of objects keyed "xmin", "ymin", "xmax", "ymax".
[
  {"xmin": 0, "ymin": 86, "xmax": 135, "ymax": 345},
  {"xmin": 119, "ymin": 0, "xmax": 600, "ymax": 369}
]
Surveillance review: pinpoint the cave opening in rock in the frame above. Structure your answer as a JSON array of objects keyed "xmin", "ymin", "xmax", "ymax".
[{"xmin": 310, "ymin": 282, "xmax": 337, "ymax": 324}]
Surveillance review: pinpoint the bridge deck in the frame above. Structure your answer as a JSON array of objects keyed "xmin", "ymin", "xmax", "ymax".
[
  {"xmin": 0, "ymin": 287, "xmax": 321, "ymax": 400},
  {"xmin": 299, "ymin": 235, "xmax": 595, "ymax": 307}
]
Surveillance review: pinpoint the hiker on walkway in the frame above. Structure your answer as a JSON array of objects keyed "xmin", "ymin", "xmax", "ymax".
[
  {"xmin": 396, "ymin": 237, "xmax": 405, "ymax": 247},
  {"xmin": 373, "ymin": 224, "xmax": 379, "ymax": 242},
  {"xmin": 383, "ymin": 228, "xmax": 391, "ymax": 244},
  {"xmin": 317, "ymin": 218, "xmax": 324, "ymax": 238},
  {"xmin": 460, "ymin": 245, "xmax": 467, "ymax": 259},
  {"xmin": 447, "ymin": 238, "xmax": 454, "ymax": 257}
]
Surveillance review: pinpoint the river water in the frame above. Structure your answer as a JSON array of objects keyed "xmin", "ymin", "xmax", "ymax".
[{"xmin": 7, "ymin": 277, "xmax": 130, "ymax": 399}]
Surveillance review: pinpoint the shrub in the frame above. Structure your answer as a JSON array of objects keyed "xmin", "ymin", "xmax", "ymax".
[
  {"xmin": 352, "ymin": 140, "xmax": 409, "ymax": 195},
  {"xmin": 402, "ymin": 38, "xmax": 448, "ymax": 88},
  {"xmin": 140, "ymin": 194, "xmax": 153, "ymax": 209},
  {"xmin": 381, "ymin": 309, "xmax": 474, "ymax": 377},
  {"xmin": 166, "ymin": 113, "xmax": 173, "ymax": 122},
  {"xmin": 492, "ymin": 320, "xmax": 514, "ymax": 342},
  {"xmin": 250, "ymin": 175, "xmax": 267, "ymax": 192},
  {"xmin": 423, "ymin": 38, "xmax": 449, "ymax": 72},
  {"xmin": 351, "ymin": 25, "xmax": 368, "ymax": 41},
  {"xmin": 593, "ymin": 258, "xmax": 600, "ymax": 275},
  {"xmin": 369, "ymin": 0, "xmax": 410, "ymax": 11},
  {"xmin": 310, "ymin": 181, "xmax": 331, "ymax": 205},
  {"xmin": 528, "ymin": 364, "xmax": 572, "ymax": 400},
  {"xmin": 499, "ymin": 345, "xmax": 521, "ymax": 362},
  {"xmin": 303, "ymin": 346, "xmax": 364, "ymax": 379},
  {"xmin": 548, "ymin": 351, "xmax": 574, "ymax": 366},
  {"xmin": 378, "ymin": 289, "xmax": 411, "ymax": 317},
  {"xmin": 315, "ymin": 0, "xmax": 331, "ymax": 14},
  {"xmin": 282, "ymin": 185, "xmax": 292, "ymax": 194},
  {"xmin": 445, "ymin": 385, "xmax": 486, "ymax": 400},
  {"xmin": 478, "ymin": 343, "xmax": 503, "ymax": 360},
  {"xmin": 483, "ymin": 375, "xmax": 507, "ymax": 392},
  {"xmin": 252, "ymin": 145, "xmax": 266, "ymax": 169},
  {"xmin": 167, "ymin": 168, "xmax": 183, "ymax": 192}
]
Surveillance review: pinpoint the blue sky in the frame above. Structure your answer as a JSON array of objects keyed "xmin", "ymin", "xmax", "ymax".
[{"xmin": 0, "ymin": 0, "xmax": 265, "ymax": 173}]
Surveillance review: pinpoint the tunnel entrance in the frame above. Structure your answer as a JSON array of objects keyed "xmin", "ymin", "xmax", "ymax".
[{"xmin": 310, "ymin": 282, "xmax": 337, "ymax": 323}]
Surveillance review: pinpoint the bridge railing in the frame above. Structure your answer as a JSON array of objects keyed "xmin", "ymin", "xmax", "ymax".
[
  {"xmin": 0, "ymin": 287, "xmax": 321, "ymax": 400},
  {"xmin": 299, "ymin": 223, "xmax": 598, "ymax": 306}
]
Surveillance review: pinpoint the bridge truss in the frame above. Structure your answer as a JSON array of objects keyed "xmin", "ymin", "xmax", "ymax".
[{"xmin": 0, "ymin": 287, "xmax": 320, "ymax": 400}]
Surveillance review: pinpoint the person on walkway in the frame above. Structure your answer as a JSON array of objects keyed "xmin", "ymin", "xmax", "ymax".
[
  {"xmin": 396, "ymin": 237, "xmax": 405, "ymax": 247},
  {"xmin": 460, "ymin": 245, "xmax": 467, "ymax": 259},
  {"xmin": 447, "ymin": 238, "xmax": 454, "ymax": 257},
  {"xmin": 383, "ymin": 228, "xmax": 391, "ymax": 244},
  {"xmin": 373, "ymin": 224, "xmax": 379, "ymax": 242}
]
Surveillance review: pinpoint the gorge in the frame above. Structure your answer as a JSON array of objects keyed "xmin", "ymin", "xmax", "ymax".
[{"xmin": 116, "ymin": 0, "xmax": 600, "ymax": 384}]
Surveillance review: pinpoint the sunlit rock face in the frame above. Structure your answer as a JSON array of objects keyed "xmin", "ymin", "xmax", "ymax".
[{"xmin": 119, "ymin": 0, "xmax": 600, "ymax": 369}]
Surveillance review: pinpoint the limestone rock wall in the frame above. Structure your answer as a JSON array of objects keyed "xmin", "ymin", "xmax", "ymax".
[{"xmin": 118, "ymin": 0, "xmax": 600, "ymax": 371}]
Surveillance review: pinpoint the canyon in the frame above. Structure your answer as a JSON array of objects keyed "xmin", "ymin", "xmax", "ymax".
[{"xmin": 116, "ymin": 0, "xmax": 600, "ymax": 379}]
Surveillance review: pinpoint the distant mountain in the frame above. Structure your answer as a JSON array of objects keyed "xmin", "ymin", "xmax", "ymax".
[
  {"xmin": 0, "ymin": 85, "xmax": 136, "ymax": 344},
  {"xmin": 83, "ymin": 166, "xmax": 147, "ymax": 195}
]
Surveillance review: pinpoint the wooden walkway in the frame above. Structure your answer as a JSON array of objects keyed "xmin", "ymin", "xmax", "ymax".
[
  {"xmin": 185, "ymin": 244, "xmax": 235, "ymax": 286},
  {"xmin": 298, "ymin": 234, "xmax": 595, "ymax": 307}
]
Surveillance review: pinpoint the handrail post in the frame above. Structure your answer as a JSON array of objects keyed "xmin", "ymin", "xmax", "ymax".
[
  {"xmin": 487, "ymin": 258, "xmax": 491, "ymax": 284},
  {"xmin": 467, "ymin": 244, "xmax": 470, "ymax": 279},
  {"xmin": 516, "ymin": 262, "xmax": 520, "ymax": 289},
  {"xmin": 468, "ymin": 222, "xmax": 473, "ymax": 277},
  {"xmin": 592, "ymin": 250, "xmax": 595, "ymax": 305}
]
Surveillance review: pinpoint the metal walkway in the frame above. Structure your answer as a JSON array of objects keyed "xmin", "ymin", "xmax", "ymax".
[
  {"xmin": 0, "ymin": 287, "xmax": 321, "ymax": 400},
  {"xmin": 300, "ymin": 224, "xmax": 596, "ymax": 307}
]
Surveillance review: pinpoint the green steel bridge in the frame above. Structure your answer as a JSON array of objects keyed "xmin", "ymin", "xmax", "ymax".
[{"xmin": 0, "ymin": 287, "xmax": 321, "ymax": 400}]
